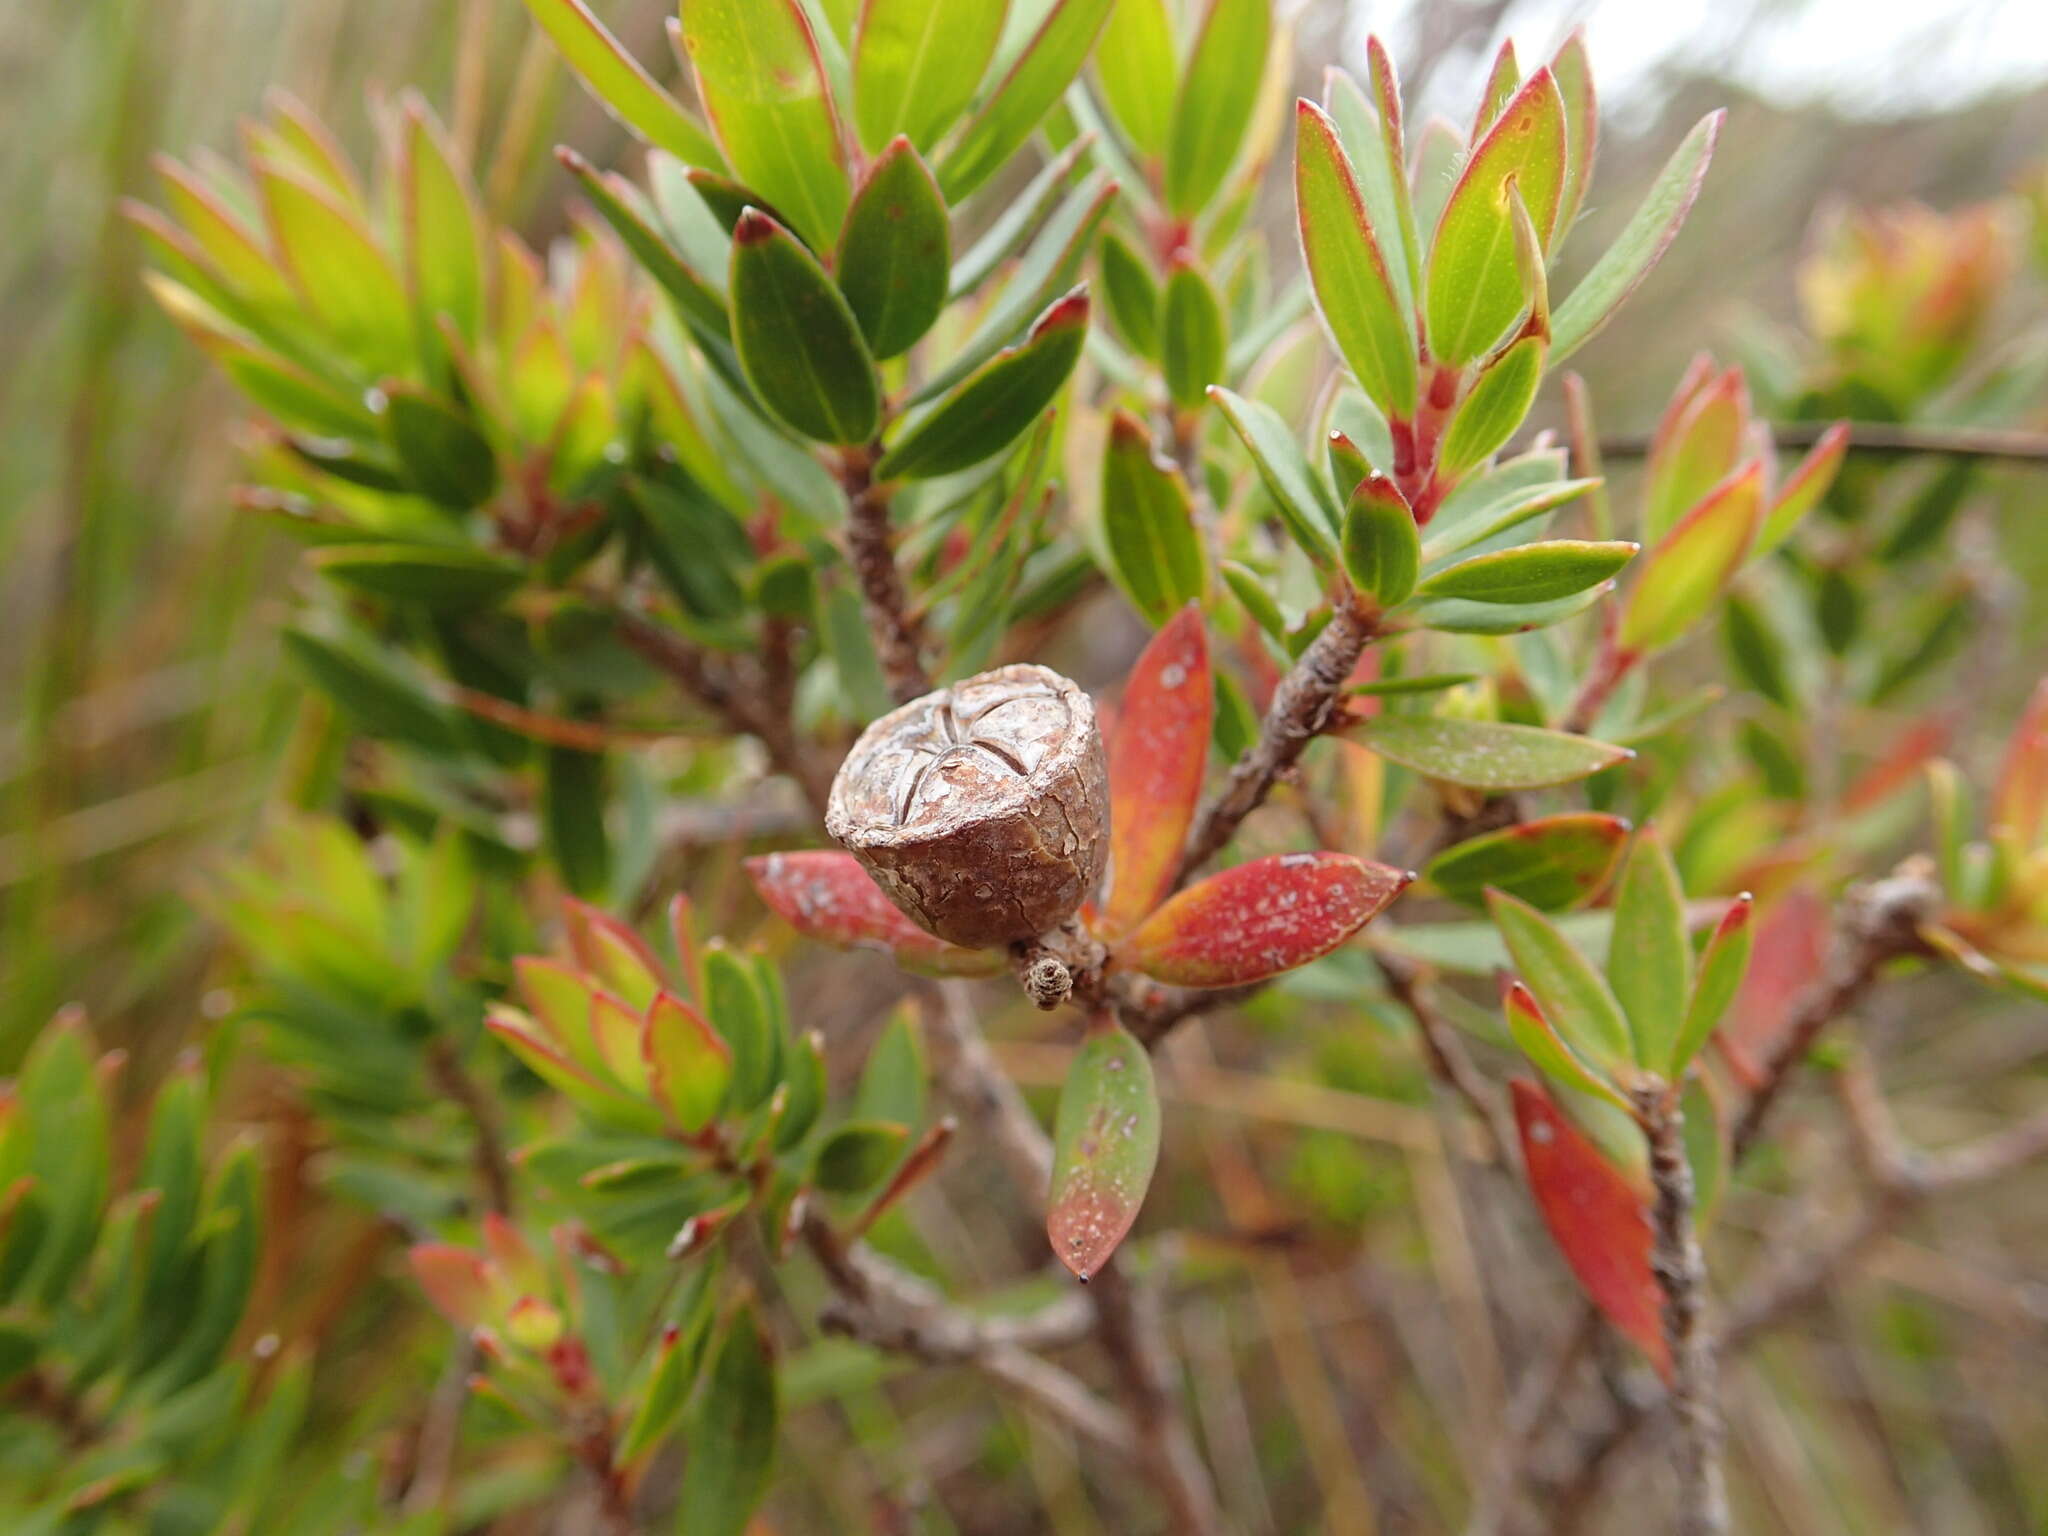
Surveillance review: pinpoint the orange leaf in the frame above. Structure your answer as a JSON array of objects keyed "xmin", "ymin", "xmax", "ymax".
[
  {"xmin": 1993, "ymin": 678, "xmax": 2048, "ymax": 850},
  {"xmin": 1511, "ymin": 1079, "xmax": 1670, "ymax": 1379},
  {"xmin": 746, "ymin": 851, "xmax": 1004, "ymax": 976},
  {"xmin": 410, "ymin": 1243, "xmax": 492, "ymax": 1332},
  {"xmin": 1713, "ymin": 886, "xmax": 1828, "ymax": 1089},
  {"xmin": 1097, "ymin": 604, "xmax": 1212, "ymax": 937},
  {"xmin": 1119, "ymin": 852, "xmax": 1411, "ymax": 987}
]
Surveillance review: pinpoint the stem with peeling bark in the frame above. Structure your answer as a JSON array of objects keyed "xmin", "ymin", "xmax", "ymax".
[{"xmin": 840, "ymin": 446, "xmax": 929, "ymax": 705}]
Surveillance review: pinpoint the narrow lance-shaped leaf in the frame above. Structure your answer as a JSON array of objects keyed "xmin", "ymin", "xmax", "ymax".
[
  {"xmin": 1488, "ymin": 887, "xmax": 1636, "ymax": 1072},
  {"xmin": 813, "ymin": 1121, "xmax": 911, "ymax": 1193},
  {"xmin": 677, "ymin": 1305, "xmax": 779, "ymax": 1536},
  {"xmin": 1438, "ymin": 334, "xmax": 1546, "ymax": 481},
  {"xmin": 1671, "ymin": 893, "xmax": 1754, "ymax": 1075},
  {"xmin": 1616, "ymin": 460, "xmax": 1763, "ymax": 656},
  {"xmin": 558, "ymin": 149, "xmax": 727, "ymax": 341},
  {"xmin": 939, "ymin": 0, "xmax": 1115, "ymax": 200},
  {"xmin": 1645, "ymin": 366, "xmax": 1747, "ymax": 541},
  {"xmin": 875, "ymin": 288, "xmax": 1087, "ymax": 479},
  {"xmin": 1424, "ymin": 812, "xmax": 1629, "ymax": 911},
  {"xmin": 1469, "ymin": 39, "xmax": 1521, "ymax": 141},
  {"xmin": 1296, "ymin": 100, "xmax": 1417, "ymax": 418},
  {"xmin": 1754, "ymin": 421, "xmax": 1850, "ymax": 558},
  {"xmin": 1353, "ymin": 715, "xmax": 1631, "ymax": 791},
  {"xmin": 1323, "ymin": 45, "xmax": 1420, "ymax": 320},
  {"xmin": 1415, "ymin": 539, "xmax": 1636, "ymax": 607},
  {"xmin": 1100, "ymin": 410, "xmax": 1207, "ymax": 625},
  {"xmin": 1097, "ymin": 605, "xmax": 1212, "ymax": 938},
  {"xmin": 1550, "ymin": 112, "xmax": 1722, "ymax": 363},
  {"xmin": 729, "ymin": 209, "xmax": 879, "ymax": 444},
  {"xmin": 1994, "ymin": 677, "xmax": 2048, "ymax": 850},
  {"xmin": 1209, "ymin": 385, "xmax": 1341, "ymax": 563},
  {"xmin": 1161, "ymin": 256, "xmax": 1225, "ymax": 411},
  {"xmin": 1605, "ymin": 828, "xmax": 1692, "ymax": 1073},
  {"xmin": 1165, "ymin": 0, "xmax": 1270, "ymax": 216},
  {"xmin": 835, "ymin": 136, "xmax": 951, "ymax": 360},
  {"xmin": 522, "ymin": 0, "xmax": 724, "ymax": 170},
  {"xmin": 852, "ymin": 0, "xmax": 1008, "ymax": 155},
  {"xmin": 1047, "ymin": 1020, "xmax": 1161, "ymax": 1280},
  {"xmin": 643, "ymin": 991, "xmax": 732, "ymax": 1134},
  {"xmin": 745, "ymin": 851, "xmax": 1002, "ymax": 976},
  {"xmin": 680, "ymin": 0, "xmax": 850, "ymax": 251},
  {"xmin": 1503, "ymin": 980, "xmax": 1632, "ymax": 1112},
  {"xmin": 398, "ymin": 97, "xmax": 485, "ymax": 344},
  {"xmin": 255, "ymin": 158, "xmax": 410, "ymax": 373},
  {"xmin": 1092, "ymin": 0, "xmax": 1175, "ymax": 160},
  {"xmin": 1549, "ymin": 30, "xmax": 1598, "ymax": 242},
  {"xmin": 1512, "ymin": 1080, "xmax": 1671, "ymax": 1379},
  {"xmin": 309, "ymin": 544, "xmax": 522, "ymax": 608},
  {"xmin": 1343, "ymin": 473, "xmax": 1420, "ymax": 607},
  {"xmin": 1099, "ymin": 227, "xmax": 1161, "ymax": 358},
  {"xmin": 1121, "ymin": 853, "xmax": 1413, "ymax": 987}
]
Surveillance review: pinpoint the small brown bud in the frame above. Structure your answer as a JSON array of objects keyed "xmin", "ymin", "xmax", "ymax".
[{"xmin": 826, "ymin": 665, "xmax": 1110, "ymax": 950}]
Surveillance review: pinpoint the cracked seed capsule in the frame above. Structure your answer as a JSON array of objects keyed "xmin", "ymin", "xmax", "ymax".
[{"xmin": 826, "ymin": 665, "xmax": 1110, "ymax": 950}]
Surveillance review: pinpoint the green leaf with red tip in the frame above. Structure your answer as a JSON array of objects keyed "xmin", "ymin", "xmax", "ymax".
[
  {"xmin": 1488, "ymin": 888, "xmax": 1635, "ymax": 1072},
  {"xmin": 1165, "ymin": 0, "xmax": 1270, "ymax": 216},
  {"xmin": 1092, "ymin": 0, "xmax": 1176, "ymax": 160},
  {"xmin": 875, "ymin": 288, "xmax": 1086, "ymax": 479},
  {"xmin": 1121, "ymin": 853, "xmax": 1412, "ymax": 987},
  {"xmin": 1098, "ymin": 606, "xmax": 1213, "ymax": 938},
  {"xmin": 1342, "ymin": 474, "xmax": 1420, "ymax": 607},
  {"xmin": 1296, "ymin": 99, "xmax": 1417, "ymax": 418},
  {"xmin": 835, "ymin": 137, "xmax": 951, "ymax": 360},
  {"xmin": 1672, "ymin": 894, "xmax": 1754, "ymax": 1075},
  {"xmin": 1549, "ymin": 31, "xmax": 1597, "ymax": 241},
  {"xmin": 1424, "ymin": 812, "xmax": 1629, "ymax": 911},
  {"xmin": 1512, "ymin": 1080, "xmax": 1670, "ymax": 1379},
  {"xmin": 1438, "ymin": 335, "xmax": 1547, "ymax": 481},
  {"xmin": 1324, "ymin": 46, "xmax": 1421, "ymax": 314},
  {"xmin": 678, "ymin": 1304, "xmax": 778, "ymax": 1536},
  {"xmin": 1502, "ymin": 980, "xmax": 1631, "ymax": 1111},
  {"xmin": 588, "ymin": 991, "xmax": 651, "ymax": 1096},
  {"xmin": 409, "ymin": 1244, "xmax": 491, "ymax": 1332},
  {"xmin": 812, "ymin": 1120, "xmax": 910, "ymax": 1195},
  {"xmin": 1607, "ymin": 828, "xmax": 1692, "ymax": 1072},
  {"xmin": 1327, "ymin": 430, "xmax": 1374, "ymax": 502},
  {"xmin": 851, "ymin": 0, "xmax": 1007, "ymax": 155},
  {"xmin": 559, "ymin": 149, "xmax": 727, "ymax": 340},
  {"xmin": 744, "ymin": 851, "xmax": 1002, "ymax": 976},
  {"xmin": 1161, "ymin": 257, "xmax": 1226, "ymax": 411},
  {"xmin": 1995, "ymin": 678, "xmax": 2048, "ymax": 850},
  {"xmin": 728, "ymin": 208, "xmax": 879, "ymax": 444},
  {"xmin": 938, "ymin": 0, "xmax": 1115, "ymax": 201},
  {"xmin": 398, "ymin": 98, "xmax": 485, "ymax": 346},
  {"xmin": 1755, "ymin": 421, "xmax": 1850, "ymax": 557},
  {"xmin": 1424, "ymin": 69, "xmax": 1566, "ymax": 367},
  {"xmin": 1101, "ymin": 410, "xmax": 1207, "ymax": 625},
  {"xmin": 565, "ymin": 898, "xmax": 668, "ymax": 1010},
  {"xmin": 643, "ymin": 991, "xmax": 732, "ymax": 1134},
  {"xmin": 152, "ymin": 156, "xmax": 297, "ymax": 312},
  {"xmin": 1209, "ymin": 385, "xmax": 1342, "ymax": 564},
  {"xmin": 1645, "ymin": 366, "xmax": 1748, "ymax": 540},
  {"xmin": 678, "ymin": 0, "xmax": 849, "ymax": 251},
  {"xmin": 1415, "ymin": 539, "xmax": 1635, "ymax": 607},
  {"xmin": 1616, "ymin": 460, "xmax": 1763, "ymax": 656},
  {"xmin": 487, "ymin": 1006, "xmax": 658, "ymax": 1129},
  {"xmin": 521, "ymin": 0, "xmax": 722, "ymax": 170},
  {"xmin": 1470, "ymin": 39, "xmax": 1521, "ymax": 141},
  {"xmin": 1047, "ymin": 1022, "xmax": 1160, "ymax": 1280},
  {"xmin": 1354, "ymin": 715, "xmax": 1632, "ymax": 790},
  {"xmin": 1550, "ymin": 111, "xmax": 1721, "ymax": 363},
  {"xmin": 1713, "ymin": 887, "xmax": 1828, "ymax": 1088}
]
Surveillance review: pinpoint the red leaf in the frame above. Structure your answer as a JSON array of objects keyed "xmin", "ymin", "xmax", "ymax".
[
  {"xmin": 1993, "ymin": 677, "xmax": 2048, "ymax": 850},
  {"xmin": 410, "ymin": 1243, "xmax": 492, "ymax": 1332},
  {"xmin": 1511, "ymin": 1079, "xmax": 1670, "ymax": 1379},
  {"xmin": 746, "ymin": 850, "xmax": 1003, "ymax": 976},
  {"xmin": 1119, "ymin": 852, "xmax": 1412, "ymax": 987},
  {"xmin": 1714, "ymin": 886, "xmax": 1828, "ymax": 1089},
  {"xmin": 1097, "ymin": 604, "xmax": 1212, "ymax": 937}
]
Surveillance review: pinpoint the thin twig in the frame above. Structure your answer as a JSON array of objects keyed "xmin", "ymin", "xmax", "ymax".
[
  {"xmin": 1598, "ymin": 420, "xmax": 2048, "ymax": 467},
  {"xmin": 1377, "ymin": 953, "xmax": 1518, "ymax": 1172},
  {"xmin": 840, "ymin": 447, "xmax": 929, "ymax": 705}
]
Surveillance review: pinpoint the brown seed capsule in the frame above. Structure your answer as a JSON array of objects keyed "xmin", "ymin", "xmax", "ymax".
[{"xmin": 826, "ymin": 665, "xmax": 1110, "ymax": 950}]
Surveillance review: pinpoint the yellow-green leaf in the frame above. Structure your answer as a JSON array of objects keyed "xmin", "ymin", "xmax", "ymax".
[
  {"xmin": 1296, "ymin": 100, "xmax": 1416, "ymax": 418},
  {"xmin": 939, "ymin": 0, "xmax": 1114, "ymax": 201},
  {"xmin": 521, "ymin": 0, "xmax": 724, "ymax": 169},
  {"xmin": 1164, "ymin": 0, "xmax": 1270, "ymax": 216},
  {"xmin": 853, "ymin": 0, "xmax": 1008, "ymax": 155},
  {"xmin": 1616, "ymin": 460, "xmax": 1762, "ymax": 656}
]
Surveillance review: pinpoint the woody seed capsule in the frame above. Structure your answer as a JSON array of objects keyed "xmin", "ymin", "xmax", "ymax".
[{"xmin": 826, "ymin": 665, "xmax": 1110, "ymax": 950}]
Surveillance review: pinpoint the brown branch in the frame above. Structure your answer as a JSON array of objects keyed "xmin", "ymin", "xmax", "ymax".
[
  {"xmin": 1086, "ymin": 1260, "xmax": 1224, "ymax": 1536},
  {"xmin": 1639, "ymin": 1087, "xmax": 1727, "ymax": 1536},
  {"xmin": 1175, "ymin": 595, "xmax": 1378, "ymax": 884},
  {"xmin": 1598, "ymin": 419, "xmax": 2048, "ymax": 468},
  {"xmin": 840, "ymin": 447, "xmax": 929, "ymax": 705}
]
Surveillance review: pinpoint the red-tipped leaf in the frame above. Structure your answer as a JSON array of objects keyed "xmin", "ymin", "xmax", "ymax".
[
  {"xmin": 1097, "ymin": 605, "xmax": 1212, "ymax": 937},
  {"xmin": 1047, "ymin": 1021, "xmax": 1160, "ymax": 1281},
  {"xmin": 746, "ymin": 851, "xmax": 1004, "ymax": 976}
]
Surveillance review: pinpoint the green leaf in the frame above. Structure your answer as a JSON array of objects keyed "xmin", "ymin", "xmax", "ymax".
[
  {"xmin": 876, "ymin": 289, "xmax": 1086, "ymax": 478},
  {"xmin": 1100, "ymin": 410, "xmax": 1206, "ymax": 624},
  {"xmin": 940, "ymin": 0, "xmax": 1114, "ymax": 200},
  {"xmin": 281, "ymin": 625, "xmax": 464, "ymax": 754},
  {"xmin": 1323, "ymin": 46, "xmax": 1420, "ymax": 325},
  {"xmin": 1756, "ymin": 421, "xmax": 1850, "ymax": 558},
  {"xmin": 398, "ymin": 98, "xmax": 485, "ymax": 345},
  {"xmin": 1549, "ymin": 112, "xmax": 1722, "ymax": 363},
  {"xmin": 1644, "ymin": 365, "xmax": 1747, "ymax": 541},
  {"xmin": 310, "ymin": 544, "xmax": 523, "ymax": 608},
  {"xmin": 1327, "ymin": 429, "xmax": 1374, "ymax": 501},
  {"xmin": 152, "ymin": 1139, "xmax": 261, "ymax": 1390},
  {"xmin": 1721, "ymin": 594, "xmax": 1794, "ymax": 709},
  {"xmin": 1098, "ymin": 227, "xmax": 1161, "ymax": 358},
  {"xmin": 813, "ymin": 1121, "xmax": 911, "ymax": 1194},
  {"xmin": 254, "ymin": 158, "xmax": 410, "ymax": 374},
  {"xmin": 645, "ymin": 992, "xmax": 733, "ymax": 1134},
  {"xmin": 1438, "ymin": 335, "xmax": 1546, "ymax": 480},
  {"xmin": 1414, "ymin": 539, "xmax": 1635, "ymax": 606},
  {"xmin": 1424, "ymin": 811, "xmax": 1630, "ymax": 911},
  {"xmin": 949, "ymin": 136, "xmax": 1092, "ymax": 299},
  {"xmin": 852, "ymin": 0, "xmax": 1007, "ymax": 154},
  {"xmin": 1488, "ymin": 889, "xmax": 1635, "ymax": 1073},
  {"xmin": 1295, "ymin": 100, "xmax": 1416, "ymax": 418},
  {"xmin": 1209, "ymin": 385, "xmax": 1341, "ymax": 563},
  {"xmin": 560, "ymin": 150, "xmax": 728, "ymax": 341},
  {"xmin": 835, "ymin": 137, "xmax": 951, "ymax": 359},
  {"xmin": 729, "ymin": 209, "xmax": 879, "ymax": 443},
  {"xmin": 631, "ymin": 476, "xmax": 752, "ymax": 622},
  {"xmin": 679, "ymin": 0, "xmax": 851, "ymax": 250},
  {"xmin": 1672, "ymin": 894, "xmax": 1753, "ymax": 1074},
  {"xmin": 1092, "ymin": 0, "xmax": 1176, "ymax": 159},
  {"xmin": 678, "ymin": 1306, "xmax": 778, "ymax": 1536},
  {"xmin": 776, "ymin": 1030, "xmax": 829, "ymax": 1150},
  {"xmin": 521, "ymin": 0, "xmax": 723, "ymax": 169},
  {"xmin": 1549, "ymin": 30, "xmax": 1598, "ymax": 242},
  {"xmin": 1161, "ymin": 256, "xmax": 1225, "ymax": 411},
  {"xmin": 378, "ymin": 383, "xmax": 499, "ymax": 509},
  {"xmin": 1047, "ymin": 1022, "xmax": 1160, "ymax": 1280},
  {"xmin": 1616, "ymin": 462, "xmax": 1762, "ymax": 656},
  {"xmin": 1503, "ymin": 979, "xmax": 1631, "ymax": 1111},
  {"xmin": 544, "ymin": 742, "xmax": 611, "ymax": 898},
  {"xmin": 1353, "ymin": 715, "xmax": 1631, "ymax": 790},
  {"xmin": 1606, "ymin": 828, "xmax": 1691, "ymax": 1072},
  {"xmin": 855, "ymin": 1009, "xmax": 928, "ymax": 1128},
  {"xmin": 1164, "ymin": 0, "xmax": 1269, "ymax": 216},
  {"xmin": 1342, "ymin": 474, "xmax": 1420, "ymax": 607},
  {"xmin": 1423, "ymin": 69, "xmax": 1566, "ymax": 367},
  {"xmin": 704, "ymin": 945, "xmax": 777, "ymax": 1109}
]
